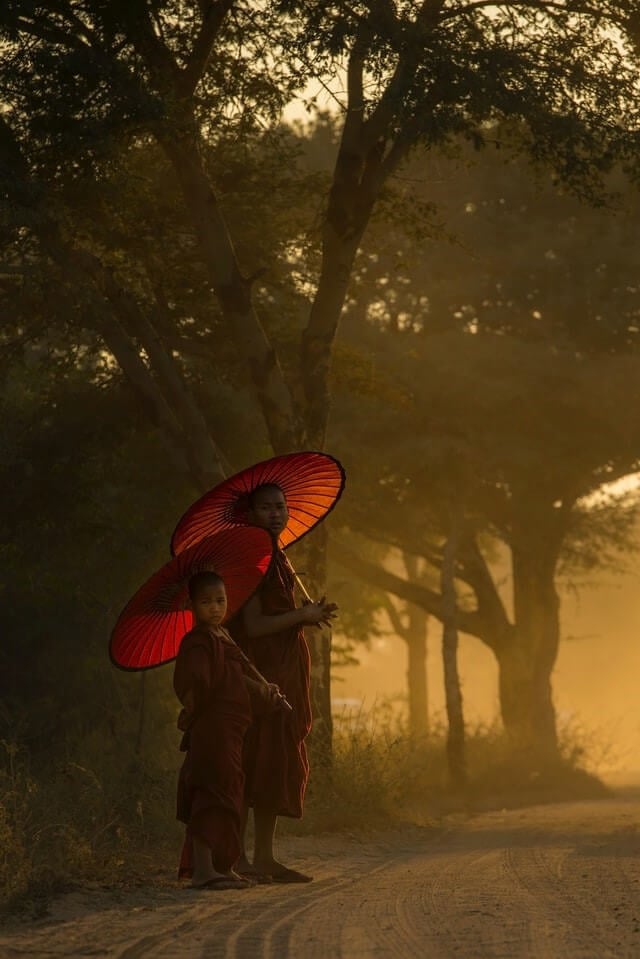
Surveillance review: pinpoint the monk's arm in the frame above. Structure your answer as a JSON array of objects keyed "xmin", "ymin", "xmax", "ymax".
[{"xmin": 241, "ymin": 592, "xmax": 322, "ymax": 639}]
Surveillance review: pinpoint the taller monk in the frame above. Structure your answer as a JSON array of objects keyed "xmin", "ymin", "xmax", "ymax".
[{"xmin": 228, "ymin": 483, "xmax": 337, "ymax": 883}]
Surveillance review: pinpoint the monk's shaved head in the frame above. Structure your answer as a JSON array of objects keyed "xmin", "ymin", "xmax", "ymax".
[
  {"xmin": 248, "ymin": 483, "xmax": 286, "ymax": 508},
  {"xmin": 188, "ymin": 570, "xmax": 225, "ymax": 602}
]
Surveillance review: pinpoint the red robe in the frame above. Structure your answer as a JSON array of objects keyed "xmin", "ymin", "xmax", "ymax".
[
  {"xmin": 173, "ymin": 625, "xmax": 251, "ymax": 876},
  {"xmin": 228, "ymin": 550, "xmax": 312, "ymax": 818}
]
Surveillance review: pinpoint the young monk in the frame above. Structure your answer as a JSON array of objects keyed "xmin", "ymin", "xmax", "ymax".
[
  {"xmin": 174, "ymin": 570, "xmax": 283, "ymax": 889},
  {"xmin": 228, "ymin": 483, "xmax": 337, "ymax": 883}
]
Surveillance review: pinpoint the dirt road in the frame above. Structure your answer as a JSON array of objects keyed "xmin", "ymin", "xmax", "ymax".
[{"xmin": 1, "ymin": 797, "xmax": 639, "ymax": 958}]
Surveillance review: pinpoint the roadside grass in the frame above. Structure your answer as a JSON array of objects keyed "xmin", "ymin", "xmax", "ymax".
[
  {"xmin": 286, "ymin": 703, "xmax": 613, "ymax": 835},
  {"xmin": 0, "ymin": 704, "xmax": 615, "ymax": 918},
  {"xmin": 0, "ymin": 732, "xmax": 182, "ymax": 920}
]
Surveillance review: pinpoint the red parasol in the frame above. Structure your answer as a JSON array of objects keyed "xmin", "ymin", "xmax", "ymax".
[
  {"xmin": 110, "ymin": 528, "xmax": 274, "ymax": 671},
  {"xmin": 170, "ymin": 451, "xmax": 345, "ymax": 556}
]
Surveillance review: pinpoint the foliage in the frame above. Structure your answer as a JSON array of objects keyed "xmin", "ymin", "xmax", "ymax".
[
  {"xmin": 277, "ymin": 0, "xmax": 640, "ymax": 194},
  {"xmin": 0, "ymin": 720, "xmax": 182, "ymax": 917},
  {"xmin": 331, "ymin": 141, "xmax": 640, "ymax": 577}
]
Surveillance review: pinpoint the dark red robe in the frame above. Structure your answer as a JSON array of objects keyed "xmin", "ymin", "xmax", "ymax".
[
  {"xmin": 173, "ymin": 625, "xmax": 251, "ymax": 876},
  {"xmin": 228, "ymin": 550, "xmax": 312, "ymax": 818}
]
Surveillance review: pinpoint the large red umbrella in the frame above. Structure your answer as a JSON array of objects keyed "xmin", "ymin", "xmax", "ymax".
[
  {"xmin": 110, "ymin": 528, "xmax": 274, "ymax": 671},
  {"xmin": 170, "ymin": 451, "xmax": 345, "ymax": 557}
]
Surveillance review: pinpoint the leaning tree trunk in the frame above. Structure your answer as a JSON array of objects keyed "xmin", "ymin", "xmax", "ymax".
[
  {"xmin": 159, "ymin": 123, "xmax": 297, "ymax": 456},
  {"xmin": 440, "ymin": 523, "xmax": 467, "ymax": 789}
]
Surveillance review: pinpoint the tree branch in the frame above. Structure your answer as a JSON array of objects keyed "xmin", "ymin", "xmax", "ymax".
[
  {"xmin": 345, "ymin": 525, "xmax": 443, "ymax": 573},
  {"xmin": 51, "ymin": 243, "xmax": 226, "ymax": 490},
  {"xmin": 126, "ymin": 6, "xmax": 181, "ymax": 93},
  {"xmin": 456, "ymin": 531, "xmax": 512, "ymax": 649},
  {"xmin": 360, "ymin": 0, "xmax": 445, "ymax": 153},
  {"xmin": 14, "ymin": 14, "xmax": 90, "ymax": 52},
  {"xmin": 332, "ymin": 537, "xmax": 489, "ymax": 641},
  {"xmin": 178, "ymin": 1, "xmax": 235, "ymax": 97},
  {"xmin": 440, "ymin": 0, "xmax": 583, "ymax": 23},
  {"xmin": 381, "ymin": 593, "xmax": 409, "ymax": 640}
]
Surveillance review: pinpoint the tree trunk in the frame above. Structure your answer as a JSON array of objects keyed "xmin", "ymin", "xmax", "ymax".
[
  {"xmin": 440, "ymin": 524, "xmax": 467, "ymax": 789},
  {"xmin": 406, "ymin": 607, "xmax": 429, "ymax": 738},
  {"xmin": 301, "ymin": 228, "xmax": 363, "ymax": 446},
  {"xmin": 384, "ymin": 590, "xmax": 430, "ymax": 738},
  {"xmin": 498, "ymin": 534, "xmax": 561, "ymax": 761},
  {"xmin": 400, "ymin": 553, "xmax": 429, "ymax": 738},
  {"xmin": 298, "ymin": 526, "xmax": 333, "ymax": 767}
]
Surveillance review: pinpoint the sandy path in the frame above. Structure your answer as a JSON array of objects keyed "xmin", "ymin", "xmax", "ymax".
[{"xmin": 1, "ymin": 797, "xmax": 639, "ymax": 958}]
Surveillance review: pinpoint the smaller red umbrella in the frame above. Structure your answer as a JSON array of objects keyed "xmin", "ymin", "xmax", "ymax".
[
  {"xmin": 171, "ymin": 450, "xmax": 345, "ymax": 556},
  {"xmin": 110, "ymin": 528, "xmax": 274, "ymax": 671}
]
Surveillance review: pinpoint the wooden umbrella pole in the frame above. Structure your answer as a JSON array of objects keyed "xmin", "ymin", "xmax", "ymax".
[
  {"xmin": 225, "ymin": 632, "xmax": 293, "ymax": 712},
  {"xmin": 282, "ymin": 552, "xmax": 313, "ymax": 603},
  {"xmin": 293, "ymin": 571, "xmax": 313, "ymax": 603}
]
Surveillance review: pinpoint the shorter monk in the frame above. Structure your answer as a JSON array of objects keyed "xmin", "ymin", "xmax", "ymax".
[{"xmin": 174, "ymin": 570, "xmax": 282, "ymax": 889}]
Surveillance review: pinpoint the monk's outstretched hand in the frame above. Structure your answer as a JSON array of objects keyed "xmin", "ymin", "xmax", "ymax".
[{"xmin": 300, "ymin": 596, "xmax": 338, "ymax": 628}]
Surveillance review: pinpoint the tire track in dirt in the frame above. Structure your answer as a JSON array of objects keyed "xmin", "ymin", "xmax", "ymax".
[
  {"xmin": 503, "ymin": 834, "xmax": 640, "ymax": 957},
  {"xmin": 220, "ymin": 877, "xmax": 351, "ymax": 959},
  {"xmin": 138, "ymin": 878, "xmax": 351, "ymax": 959},
  {"xmin": 417, "ymin": 848, "xmax": 531, "ymax": 957}
]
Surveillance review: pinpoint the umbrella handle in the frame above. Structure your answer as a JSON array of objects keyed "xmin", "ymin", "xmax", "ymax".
[
  {"xmin": 226, "ymin": 635, "xmax": 293, "ymax": 713},
  {"xmin": 246, "ymin": 659, "xmax": 293, "ymax": 712},
  {"xmin": 281, "ymin": 552, "xmax": 313, "ymax": 603},
  {"xmin": 293, "ymin": 571, "xmax": 313, "ymax": 603}
]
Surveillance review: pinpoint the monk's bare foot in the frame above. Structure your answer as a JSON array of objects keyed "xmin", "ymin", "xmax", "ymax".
[
  {"xmin": 190, "ymin": 867, "xmax": 223, "ymax": 888},
  {"xmin": 229, "ymin": 868, "xmax": 257, "ymax": 886},
  {"xmin": 254, "ymin": 859, "xmax": 313, "ymax": 883},
  {"xmin": 192, "ymin": 867, "xmax": 247, "ymax": 889},
  {"xmin": 235, "ymin": 861, "xmax": 273, "ymax": 884},
  {"xmin": 192, "ymin": 870, "xmax": 252, "ymax": 890},
  {"xmin": 193, "ymin": 876, "xmax": 252, "ymax": 890}
]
